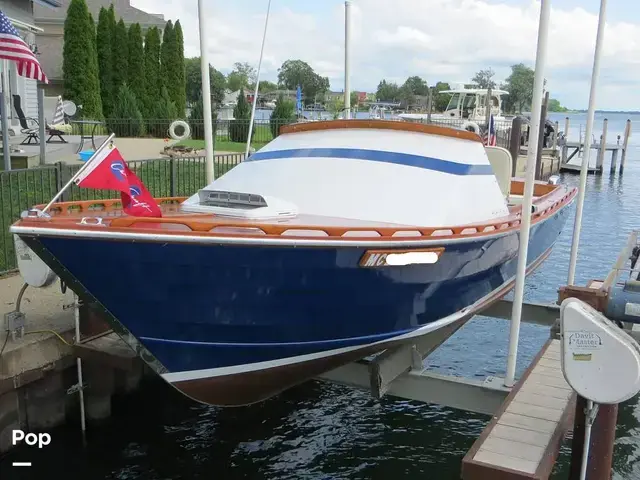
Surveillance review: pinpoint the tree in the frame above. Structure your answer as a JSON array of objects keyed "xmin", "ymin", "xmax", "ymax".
[
  {"xmin": 402, "ymin": 76, "xmax": 429, "ymax": 96},
  {"xmin": 96, "ymin": 7, "xmax": 114, "ymax": 116},
  {"xmin": 270, "ymin": 94, "xmax": 296, "ymax": 138},
  {"xmin": 173, "ymin": 20, "xmax": 187, "ymax": 117},
  {"xmin": 503, "ymin": 63, "xmax": 535, "ymax": 113},
  {"xmin": 433, "ymin": 81, "xmax": 451, "ymax": 111},
  {"xmin": 277, "ymin": 59, "xmax": 330, "ymax": 102},
  {"xmin": 160, "ymin": 20, "xmax": 175, "ymax": 94},
  {"xmin": 127, "ymin": 23, "xmax": 145, "ymax": 112},
  {"xmin": 144, "ymin": 26, "xmax": 161, "ymax": 117},
  {"xmin": 229, "ymin": 87, "xmax": 253, "ymax": 143},
  {"xmin": 108, "ymin": 83, "xmax": 145, "ymax": 137},
  {"xmin": 258, "ymin": 80, "xmax": 278, "ymax": 93},
  {"xmin": 227, "ymin": 62, "xmax": 257, "ymax": 91},
  {"xmin": 62, "ymin": 0, "xmax": 102, "ymax": 118},
  {"xmin": 548, "ymin": 98, "xmax": 568, "ymax": 112},
  {"xmin": 350, "ymin": 91, "xmax": 359, "ymax": 108},
  {"xmin": 113, "ymin": 19, "xmax": 129, "ymax": 94},
  {"xmin": 376, "ymin": 79, "xmax": 400, "ymax": 102},
  {"xmin": 184, "ymin": 57, "xmax": 226, "ymax": 106},
  {"xmin": 472, "ymin": 68, "xmax": 496, "ymax": 89}
]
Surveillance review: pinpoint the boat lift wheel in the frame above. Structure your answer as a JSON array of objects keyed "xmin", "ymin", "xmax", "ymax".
[{"xmin": 169, "ymin": 120, "xmax": 191, "ymax": 141}]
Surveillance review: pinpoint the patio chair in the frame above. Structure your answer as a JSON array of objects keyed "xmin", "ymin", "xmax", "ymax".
[
  {"xmin": 45, "ymin": 96, "xmax": 73, "ymax": 144},
  {"xmin": 12, "ymin": 94, "xmax": 39, "ymax": 145}
]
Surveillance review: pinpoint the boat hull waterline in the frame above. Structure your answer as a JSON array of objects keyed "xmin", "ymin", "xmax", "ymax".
[{"xmin": 14, "ymin": 199, "xmax": 572, "ymax": 406}]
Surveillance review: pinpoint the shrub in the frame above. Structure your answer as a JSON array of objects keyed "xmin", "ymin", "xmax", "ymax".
[
  {"xmin": 270, "ymin": 94, "xmax": 296, "ymax": 138},
  {"xmin": 229, "ymin": 87, "xmax": 254, "ymax": 143},
  {"xmin": 150, "ymin": 87, "xmax": 178, "ymax": 137},
  {"xmin": 188, "ymin": 96, "xmax": 217, "ymax": 140},
  {"xmin": 107, "ymin": 83, "xmax": 145, "ymax": 137}
]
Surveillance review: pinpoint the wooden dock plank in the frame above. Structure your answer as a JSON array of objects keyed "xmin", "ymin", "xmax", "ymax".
[{"xmin": 461, "ymin": 339, "xmax": 576, "ymax": 480}]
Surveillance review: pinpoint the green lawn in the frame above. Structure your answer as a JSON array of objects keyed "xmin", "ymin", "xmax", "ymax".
[{"xmin": 176, "ymin": 124, "xmax": 274, "ymax": 152}]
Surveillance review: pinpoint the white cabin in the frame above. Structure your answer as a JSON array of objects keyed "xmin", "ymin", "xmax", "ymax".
[{"xmin": 181, "ymin": 121, "xmax": 510, "ymax": 227}]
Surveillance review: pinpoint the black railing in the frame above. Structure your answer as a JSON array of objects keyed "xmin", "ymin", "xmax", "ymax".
[{"xmin": 0, "ymin": 154, "xmax": 245, "ymax": 275}]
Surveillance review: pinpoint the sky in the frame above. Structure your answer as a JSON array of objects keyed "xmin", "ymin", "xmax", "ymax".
[{"xmin": 130, "ymin": 0, "xmax": 640, "ymax": 111}]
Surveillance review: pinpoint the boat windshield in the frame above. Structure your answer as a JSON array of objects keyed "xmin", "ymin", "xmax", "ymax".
[{"xmin": 445, "ymin": 93, "xmax": 461, "ymax": 111}]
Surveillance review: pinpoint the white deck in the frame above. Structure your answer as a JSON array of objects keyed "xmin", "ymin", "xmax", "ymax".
[{"xmin": 462, "ymin": 339, "xmax": 575, "ymax": 479}]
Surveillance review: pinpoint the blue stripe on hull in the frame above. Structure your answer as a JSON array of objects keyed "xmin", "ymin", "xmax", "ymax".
[
  {"xmin": 35, "ymin": 207, "xmax": 570, "ymax": 374},
  {"xmin": 247, "ymin": 148, "xmax": 495, "ymax": 175}
]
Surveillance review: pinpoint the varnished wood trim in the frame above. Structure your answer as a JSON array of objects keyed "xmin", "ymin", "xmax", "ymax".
[{"xmin": 279, "ymin": 119, "xmax": 483, "ymax": 142}]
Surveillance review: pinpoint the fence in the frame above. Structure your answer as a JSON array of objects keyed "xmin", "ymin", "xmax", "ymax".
[{"xmin": 0, "ymin": 153, "xmax": 245, "ymax": 276}]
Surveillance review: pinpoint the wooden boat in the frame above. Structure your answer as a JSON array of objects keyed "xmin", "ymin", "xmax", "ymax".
[{"xmin": 10, "ymin": 120, "xmax": 577, "ymax": 406}]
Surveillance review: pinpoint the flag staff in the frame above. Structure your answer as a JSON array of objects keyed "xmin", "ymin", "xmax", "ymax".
[{"xmin": 38, "ymin": 133, "xmax": 115, "ymax": 215}]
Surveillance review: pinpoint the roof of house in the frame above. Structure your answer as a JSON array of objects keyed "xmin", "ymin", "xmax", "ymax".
[{"xmin": 34, "ymin": 0, "xmax": 166, "ymax": 27}]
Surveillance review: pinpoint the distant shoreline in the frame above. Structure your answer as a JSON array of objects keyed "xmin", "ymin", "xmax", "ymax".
[{"xmin": 562, "ymin": 110, "xmax": 640, "ymax": 114}]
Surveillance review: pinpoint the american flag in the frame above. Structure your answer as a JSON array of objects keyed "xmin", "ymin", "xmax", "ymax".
[
  {"xmin": 483, "ymin": 113, "xmax": 497, "ymax": 146},
  {"xmin": 0, "ymin": 10, "xmax": 48, "ymax": 83}
]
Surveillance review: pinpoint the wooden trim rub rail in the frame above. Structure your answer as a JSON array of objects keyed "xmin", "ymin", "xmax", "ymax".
[{"xmin": 22, "ymin": 183, "xmax": 576, "ymax": 242}]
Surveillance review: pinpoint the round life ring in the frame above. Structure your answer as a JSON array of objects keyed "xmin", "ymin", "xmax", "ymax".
[
  {"xmin": 169, "ymin": 120, "xmax": 191, "ymax": 141},
  {"xmin": 462, "ymin": 121, "xmax": 480, "ymax": 135}
]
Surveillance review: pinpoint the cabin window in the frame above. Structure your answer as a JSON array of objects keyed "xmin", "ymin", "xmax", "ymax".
[{"xmin": 445, "ymin": 93, "xmax": 461, "ymax": 111}]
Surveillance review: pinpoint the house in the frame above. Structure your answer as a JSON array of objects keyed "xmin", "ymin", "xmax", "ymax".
[
  {"xmin": 0, "ymin": 0, "xmax": 61, "ymax": 132},
  {"xmin": 34, "ymin": 0, "xmax": 165, "ymax": 96}
]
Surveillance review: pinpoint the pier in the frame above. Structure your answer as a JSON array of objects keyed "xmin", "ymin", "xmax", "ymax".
[{"xmin": 560, "ymin": 118, "xmax": 632, "ymax": 175}]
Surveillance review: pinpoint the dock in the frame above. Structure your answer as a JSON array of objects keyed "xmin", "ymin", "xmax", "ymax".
[
  {"xmin": 461, "ymin": 339, "xmax": 575, "ymax": 479},
  {"xmin": 559, "ymin": 118, "xmax": 632, "ymax": 175}
]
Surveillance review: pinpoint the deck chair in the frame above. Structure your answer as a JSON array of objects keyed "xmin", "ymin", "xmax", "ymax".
[
  {"xmin": 45, "ymin": 96, "xmax": 71, "ymax": 144},
  {"xmin": 485, "ymin": 146, "xmax": 513, "ymax": 198},
  {"xmin": 12, "ymin": 94, "xmax": 39, "ymax": 145}
]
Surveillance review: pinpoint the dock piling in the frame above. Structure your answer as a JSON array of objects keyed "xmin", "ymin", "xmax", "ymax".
[
  {"xmin": 596, "ymin": 118, "xmax": 608, "ymax": 173},
  {"xmin": 620, "ymin": 119, "xmax": 631, "ymax": 174}
]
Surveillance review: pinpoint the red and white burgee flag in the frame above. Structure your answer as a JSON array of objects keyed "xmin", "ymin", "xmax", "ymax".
[
  {"xmin": 0, "ymin": 10, "xmax": 48, "ymax": 83},
  {"xmin": 74, "ymin": 146, "xmax": 162, "ymax": 218}
]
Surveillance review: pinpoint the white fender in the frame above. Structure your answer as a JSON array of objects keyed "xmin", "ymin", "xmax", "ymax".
[
  {"xmin": 169, "ymin": 120, "xmax": 191, "ymax": 141},
  {"xmin": 14, "ymin": 235, "xmax": 57, "ymax": 288},
  {"xmin": 462, "ymin": 121, "xmax": 480, "ymax": 135}
]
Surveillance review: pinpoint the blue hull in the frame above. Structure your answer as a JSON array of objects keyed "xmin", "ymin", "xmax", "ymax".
[{"xmin": 20, "ymin": 205, "xmax": 571, "ymax": 405}]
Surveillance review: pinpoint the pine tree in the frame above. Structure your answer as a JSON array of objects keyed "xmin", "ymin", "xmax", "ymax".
[
  {"xmin": 127, "ymin": 23, "xmax": 145, "ymax": 113},
  {"xmin": 160, "ymin": 20, "xmax": 174, "ymax": 97},
  {"xmin": 62, "ymin": 0, "xmax": 102, "ymax": 118},
  {"xmin": 112, "ymin": 18, "xmax": 129, "ymax": 94},
  {"xmin": 144, "ymin": 26, "xmax": 161, "ymax": 117},
  {"xmin": 173, "ymin": 20, "xmax": 186, "ymax": 117},
  {"xmin": 96, "ymin": 7, "xmax": 114, "ymax": 116}
]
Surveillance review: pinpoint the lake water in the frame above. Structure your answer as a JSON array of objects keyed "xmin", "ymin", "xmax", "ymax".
[{"xmin": 2, "ymin": 112, "xmax": 640, "ymax": 480}]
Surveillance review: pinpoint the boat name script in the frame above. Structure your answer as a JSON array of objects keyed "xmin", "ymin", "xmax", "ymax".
[{"xmin": 567, "ymin": 331, "xmax": 603, "ymax": 350}]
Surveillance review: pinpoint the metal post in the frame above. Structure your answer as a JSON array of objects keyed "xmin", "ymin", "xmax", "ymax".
[
  {"xmin": 74, "ymin": 292, "xmax": 87, "ymax": 443},
  {"xmin": 567, "ymin": 0, "xmax": 607, "ymax": 286},
  {"xmin": 427, "ymin": 88, "xmax": 433, "ymax": 123},
  {"xmin": 245, "ymin": 0, "xmax": 272, "ymax": 158},
  {"xmin": 1, "ymin": 66, "xmax": 10, "ymax": 171},
  {"xmin": 344, "ymin": 1, "xmax": 351, "ymax": 120},
  {"xmin": 38, "ymin": 85, "xmax": 46, "ymax": 165},
  {"xmin": 504, "ymin": 0, "xmax": 550, "ymax": 388},
  {"xmin": 484, "ymin": 87, "xmax": 492, "ymax": 130},
  {"xmin": 198, "ymin": 0, "xmax": 215, "ymax": 184}
]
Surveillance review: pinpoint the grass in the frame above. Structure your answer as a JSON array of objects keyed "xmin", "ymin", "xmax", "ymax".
[
  {"xmin": 176, "ymin": 124, "xmax": 274, "ymax": 152},
  {"xmin": 0, "ymin": 155, "xmax": 244, "ymax": 274}
]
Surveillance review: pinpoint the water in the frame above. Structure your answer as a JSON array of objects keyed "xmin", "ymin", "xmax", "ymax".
[{"xmin": 3, "ymin": 112, "xmax": 640, "ymax": 479}]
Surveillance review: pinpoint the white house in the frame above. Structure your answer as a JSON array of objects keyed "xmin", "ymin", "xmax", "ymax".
[{"xmin": 0, "ymin": 0, "xmax": 61, "ymax": 133}]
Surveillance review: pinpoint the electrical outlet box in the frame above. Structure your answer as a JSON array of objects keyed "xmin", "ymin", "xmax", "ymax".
[{"xmin": 4, "ymin": 310, "xmax": 25, "ymax": 332}]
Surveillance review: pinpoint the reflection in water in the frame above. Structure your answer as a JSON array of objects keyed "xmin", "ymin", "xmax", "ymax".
[{"xmin": 1, "ymin": 112, "xmax": 640, "ymax": 479}]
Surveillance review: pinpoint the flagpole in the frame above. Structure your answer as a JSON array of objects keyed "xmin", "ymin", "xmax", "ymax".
[
  {"xmin": 197, "ymin": 0, "xmax": 215, "ymax": 184},
  {"xmin": 1, "ymin": 62, "xmax": 10, "ymax": 171},
  {"xmin": 39, "ymin": 133, "xmax": 115, "ymax": 215},
  {"xmin": 245, "ymin": 0, "xmax": 272, "ymax": 159}
]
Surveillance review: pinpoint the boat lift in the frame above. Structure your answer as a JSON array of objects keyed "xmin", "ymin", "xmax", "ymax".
[{"xmin": 307, "ymin": 0, "xmax": 640, "ymax": 478}]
